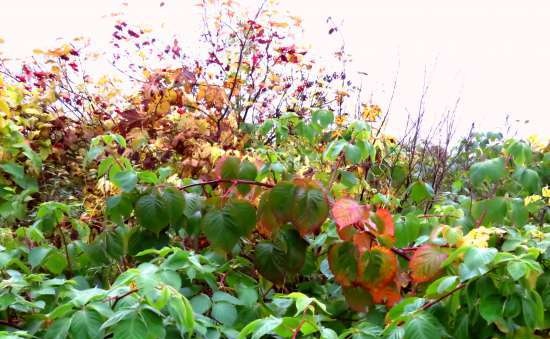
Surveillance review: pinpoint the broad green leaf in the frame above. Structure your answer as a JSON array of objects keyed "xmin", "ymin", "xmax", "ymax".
[
  {"xmin": 44, "ymin": 317, "xmax": 72, "ymax": 339},
  {"xmin": 135, "ymin": 192, "xmax": 169, "ymax": 234},
  {"xmin": 471, "ymin": 198, "xmax": 507, "ymax": 225},
  {"xmin": 522, "ymin": 289, "xmax": 544, "ymax": 330},
  {"xmin": 211, "ymin": 302, "xmax": 237, "ymax": 326},
  {"xmin": 507, "ymin": 140, "xmax": 532, "ymax": 166},
  {"xmin": 425, "ymin": 276, "xmax": 459, "ymax": 297},
  {"xmin": 106, "ymin": 193, "xmax": 134, "ymax": 224},
  {"xmin": 112, "ymin": 310, "xmax": 165, "ymax": 339},
  {"xmin": 513, "ymin": 167, "xmax": 541, "ymax": 194},
  {"xmin": 202, "ymin": 200, "xmax": 256, "ymax": 252},
  {"xmin": 190, "ymin": 294, "xmax": 211, "ymax": 314},
  {"xmin": 323, "ymin": 140, "xmax": 347, "ymax": 161},
  {"xmin": 506, "ymin": 260, "xmax": 528, "ymax": 280},
  {"xmin": 69, "ymin": 309, "xmax": 104, "ymax": 339},
  {"xmin": 459, "ymin": 247, "xmax": 497, "ymax": 281},
  {"xmin": 408, "ymin": 181, "xmax": 434, "ymax": 204},
  {"xmin": 44, "ymin": 250, "xmax": 68, "ymax": 275},
  {"xmin": 29, "ymin": 246, "xmax": 51, "ymax": 269},
  {"xmin": 237, "ymin": 160, "xmax": 258, "ymax": 194},
  {"xmin": 290, "ymin": 181, "xmax": 329, "ymax": 235},
  {"xmin": 344, "ymin": 143, "xmax": 362, "ymax": 164},
  {"xmin": 238, "ymin": 316, "xmax": 282, "ymax": 339},
  {"xmin": 168, "ymin": 294, "xmax": 194, "ymax": 336},
  {"xmin": 469, "ymin": 157, "xmax": 505, "ymax": 187},
  {"xmin": 219, "ymin": 156, "xmax": 240, "ymax": 180},
  {"xmin": 311, "ymin": 109, "xmax": 334, "ymax": 129},
  {"xmin": 328, "ymin": 241, "xmax": 358, "ymax": 286},
  {"xmin": 112, "ymin": 170, "xmax": 138, "ymax": 192},
  {"xmin": 254, "ymin": 228, "xmax": 307, "ymax": 284},
  {"xmin": 161, "ymin": 186, "xmax": 185, "ymax": 224},
  {"xmin": 403, "ymin": 312, "xmax": 442, "ymax": 339},
  {"xmin": 479, "ymin": 295, "xmax": 503, "ymax": 323}
]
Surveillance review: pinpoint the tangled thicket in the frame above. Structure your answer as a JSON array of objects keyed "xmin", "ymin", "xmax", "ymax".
[{"xmin": 0, "ymin": 1, "xmax": 549, "ymax": 338}]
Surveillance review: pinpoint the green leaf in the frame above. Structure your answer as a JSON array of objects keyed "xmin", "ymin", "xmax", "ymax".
[
  {"xmin": 112, "ymin": 170, "xmax": 138, "ymax": 192},
  {"xmin": 311, "ymin": 109, "xmax": 334, "ymax": 129},
  {"xmin": 113, "ymin": 309, "xmax": 165, "ymax": 339},
  {"xmin": 44, "ymin": 317, "xmax": 72, "ymax": 339},
  {"xmin": 469, "ymin": 157, "xmax": 505, "ymax": 187},
  {"xmin": 168, "ymin": 294, "xmax": 194, "ymax": 336},
  {"xmin": 328, "ymin": 241, "xmax": 358, "ymax": 286},
  {"xmin": 513, "ymin": 167, "xmax": 541, "ymax": 194},
  {"xmin": 408, "ymin": 181, "xmax": 434, "ymax": 204},
  {"xmin": 266, "ymin": 181, "xmax": 296, "ymax": 223},
  {"xmin": 426, "ymin": 276, "xmax": 459, "ymax": 297},
  {"xmin": 323, "ymin": 140, "xmax": 346, "ymax": 161},
  {"xmin": 190, "ymin": 294, "xmax": 211, "ymax": 314},
  {"xmin": 138, "ymin": 171, "xmax": 158, "ymax": 184},
  {"xmin": 29, "ymin": 246, "xmax": 51, "ymax": 269},
  {"xmin": 44, "ymin": 250, "xmax": 68, "ymax": 275},
  {"xmin": 507, "ymin": 260, "xmax": 528, "ymax": 281},
  {"xmin": 106, "ymin": 193, "xmax": 134, "ymax": 224},
  {"xmin": 290, "ymin": 182, "xmax": 329, "ymax": 235},
  {"xmin": 459, "ymin": 247, "xmax": 497, "ymax": 281},
  {"xmin": 220, "ymin": 156, "xmax": 240, "ymax": 180},
  {"xmin": 212, "ymin": 291, "xmax": 244, "ymax": 305},
  {"xmin": 507, "ymin": 140, "xmax": 532, "ymax": 166},
  {"xmin": 69, "ymin": 309, "xmax": 104, "ymax": 339},
  {"xmin": 403, "ymin": 312, "xmax": 442, "ymax": 339},
  {"xmin": 135, "ymin": 192, "xmax": 169, "ymax": 234},
  {"xmin": 211, "ymin": 302, "xmax": 237, "ymax": 326},
  {"xmin": 340, "ymin": 171, "xmax": 359, "ymax": 188},
  {"xmin": 471, "ymin": 198, "xmax": 507, "ymax": 225},
  {"xmin": 238, "ymin": 316, "xmax": 283, "ymax": 339},
  {"xmin": 237, "ymin": 160, "xmax": 258, "ymax": 195},
  {"xmin": 522, "ymin": 289, "xmax": 544, "ymax": 329},
  {"xmin": 255, "ymin": 228, "xmax": 308, "ymax": 284},
  {"xmin": 479, "ymin": 295, "xmax": 503, "ymax": 323},
  {"xmin": 161, "ymin": 186, "xmax": 185, "ymax": 224},
  {"xmin": 344, "ymin": 143, "xmax": 362, "ymax": 164},
  {"xmin": 202, "ymin": 200, "xmax": 256, "ymax": 252}
]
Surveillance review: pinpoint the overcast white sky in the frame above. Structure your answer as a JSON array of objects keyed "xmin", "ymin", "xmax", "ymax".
[{"xmin": 2, "ymin": 0, "xmax": 549, "ymax": 140}]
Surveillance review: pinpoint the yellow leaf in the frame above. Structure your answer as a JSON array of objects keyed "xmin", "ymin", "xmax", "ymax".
[{"xmin": 362, "ymin": 104, "xmax": 382, "ymax": 121}]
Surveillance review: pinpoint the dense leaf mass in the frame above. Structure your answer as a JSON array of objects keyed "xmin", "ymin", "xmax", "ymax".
[{"xmin": 0, "ymin": 0, "xmax": 549, "ymax": 338}]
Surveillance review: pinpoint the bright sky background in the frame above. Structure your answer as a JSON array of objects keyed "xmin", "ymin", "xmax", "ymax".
[{"xmin": 2, "ymin": 0, "xmax": 549, "ymax": 140}]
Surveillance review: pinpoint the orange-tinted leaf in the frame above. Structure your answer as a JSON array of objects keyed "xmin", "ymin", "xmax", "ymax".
[
  {"xmin": 357, "ymin": 246, "xmax": 397, "ymax": 287},
  {"xmin": 374, "ymin": 208, "xmax": 394, "ymax": 237},
  {"xmin": 352, "ymin": 232, "xmax": 372, "ymax": 254},
  {"xmin": 368, "ymin": 282, "xmax": 401, "ymax": 307},
  {"xmin": 257, "ymin": 192, "xmax": 280, "ymax": 237},
  {"xmin": 342, "ymin": 286, "xmax": 373, "ymax": 312},
  {"xmin": 410, "ymin": 244, "xmax": 449, "ymax": 283},
  {"xmin": 332, "ymin": 198, "xmax": 364, "ymax": 229},
  {"xmin": 328, "ymin": 242, "xmax": 359, "ymax": 286}
]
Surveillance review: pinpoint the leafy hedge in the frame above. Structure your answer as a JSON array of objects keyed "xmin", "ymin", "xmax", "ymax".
[{"xmin": 1, "ymin": 1, "xmax": 549, "ymax": 338}]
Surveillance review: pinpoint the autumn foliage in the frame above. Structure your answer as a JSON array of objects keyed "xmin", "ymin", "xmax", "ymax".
[{"xmin": 0, "ymin": 1, "xmax": 549, "ymax": 338}]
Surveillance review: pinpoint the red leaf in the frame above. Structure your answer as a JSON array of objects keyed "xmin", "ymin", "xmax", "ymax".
[
  {"xmin": 332, "ymin": 198, "xmax": 365, "ymax": 229},
  {"xmin": 368, "ymin": 282, "xmax": 401, "ymax": 307},
  {"xmin": 374, "ymin": 208, "xmax": 394, "ymax": 237},
  {"xmin": 410, "ymin": 244, "xmax": 449, "ymax": 283}
]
